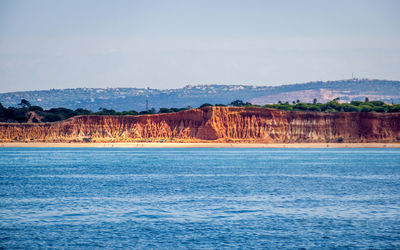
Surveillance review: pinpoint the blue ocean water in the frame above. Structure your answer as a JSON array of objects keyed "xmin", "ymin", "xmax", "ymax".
[{"xmin": 0, "ymin": 148, "xmax": 399, "ymax": 249}]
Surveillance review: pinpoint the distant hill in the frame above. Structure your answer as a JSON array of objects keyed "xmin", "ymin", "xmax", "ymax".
[{"xmin": 0, "ymin": 79, "xmax": 399, "ymax": 111}]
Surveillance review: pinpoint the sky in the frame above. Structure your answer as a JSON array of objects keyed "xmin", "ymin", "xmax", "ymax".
[{"xmin": 0, "ymin": 0, "xmax": 399, "ymax": 93}]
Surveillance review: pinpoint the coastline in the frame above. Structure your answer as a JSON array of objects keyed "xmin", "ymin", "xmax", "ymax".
[{"xmin": 1, "ymin": 142, "xmax": 399, "ymax": 148}]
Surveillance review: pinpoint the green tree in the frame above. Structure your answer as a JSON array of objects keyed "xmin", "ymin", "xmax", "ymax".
[
  {"xmin": 350, "ymin": 101, "xmax": 363, "ymax": 106},
  {"xmin": 159, "ymin": 108, "xmax": 173, "ymax": 113},
  {"xmin": 293, "ymin": 103, "xmax": 308, "ymax": 111},
  {"xmin": 29, "ymin": 105, "xmax": 43, "ymax": 111},
  {"xmin": 18, "ymin": 99, "xmax": 31, "ymax": 108},
  {"xmin": 369, "ymin": 101, "xmax": 384, "ymax": 106},
  {"xmin": 96, "ymin": 108, "xmax": 117, "ymax": 115},
  {"xmin": 230, "ymin": 100, "xmax": 245, "ymax": 107},
  {"xmin": 341, "ymin": 104, "xmax": 359, "ymax": 112},
  {"xmin": 372, "ymin": 106, "xmax": 386, "ymax": 112},
  {"xmin": 388, "ymin": 104, "xmax": 400, "ymax": 112},
  {"xmin": 0, "ymin": 102, "xmax": 6, "ymax": 119},
  {"xmin": 75, "ymin": 108, "xmax": 92, "ymax": 115},
  {"xmin": 307, "ymin": 105, "xmax": 321, "ymax": 112},
  {"xmin": 200, "ymin": 103, "xmax": 213, "ymax": 108},
  {"xmin": 360, "ymin": 105, "xmax": 372, "ymax": 112}
]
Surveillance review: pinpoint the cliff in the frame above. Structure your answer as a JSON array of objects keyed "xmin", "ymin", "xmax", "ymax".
[{"xmin": 0, "ymin": 107, "xmax": 399, "ymax": 143}]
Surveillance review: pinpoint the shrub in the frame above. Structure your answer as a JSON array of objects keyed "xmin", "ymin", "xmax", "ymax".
[
  {"xmin": 230, "ymin": 100, "xmax": 245, "ymax": 107},
  {"xmin": 388, "ymin": 105, "xmax": 400, "ymax": 112},
  {"xmin": 75, "ymin": 108, "xmax": 92, "ymax": 115},
  {"xmin": 360, "ymin": 105, "xmax": 372, "ymax": 112},
  {"xmin": 307, "ymin": 105, "xmax": 321, "ymax": 112},
  {"xmin": 200, "ymin": 103, "xmax": 213, "ymax": 108},
  {"xmin": 29, "ymin": 106, "xmax": 43, "ymax": 111},
  {"xmin": 159, "ymin": 108, "xmax": 173, "ymax": 113},
  {"xmin": 372, "ymin": 106, "xmax": 386, "ymax": 112},
  {"xmin": 293, "ymin": 103, "xmax": 309, "ymax": 111},
  {"xmin": 350, "ymin": 101, "xmax": 363, "ymax": 106},
  {"xmin": 342, "ymin": 104, "xmax": 359, "ymax": 112},
  {"xmin": 369, "ymin": 101, "xmax": 385, "ymax": 106}
]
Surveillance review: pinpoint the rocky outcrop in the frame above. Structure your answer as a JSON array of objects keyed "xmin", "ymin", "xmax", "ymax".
[{"xmin": 0, "ymin": 107, "xmax": 399, "ymax": 143}]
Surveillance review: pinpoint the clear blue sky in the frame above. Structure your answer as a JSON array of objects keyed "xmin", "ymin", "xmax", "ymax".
[{"xmin": 0, "ymin": 0, "xmax": 399, "ymax": 93}]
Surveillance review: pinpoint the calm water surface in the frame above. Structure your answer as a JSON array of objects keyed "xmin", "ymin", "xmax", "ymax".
[{"xmin": 0, "ymin": 148, "xmax": 399, "ymax": 249}]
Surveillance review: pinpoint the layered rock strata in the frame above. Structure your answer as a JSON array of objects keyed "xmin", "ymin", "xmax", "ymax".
[{"xmin": 0, "ymin": 107, "xmax": 399, "ymax": 143}]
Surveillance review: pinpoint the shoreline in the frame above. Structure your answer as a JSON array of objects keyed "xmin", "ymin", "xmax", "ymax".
[{"xmin": 1, "ymin": 142, "xmax": 399, "ymax": 148}]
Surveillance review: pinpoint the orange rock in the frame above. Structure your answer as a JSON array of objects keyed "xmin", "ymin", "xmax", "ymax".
[{"xmin": 0, "ymin": 107, "xmax": 399, "ymax": 143}]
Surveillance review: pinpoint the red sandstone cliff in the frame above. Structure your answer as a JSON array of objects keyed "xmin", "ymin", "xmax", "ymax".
[{"xmin": 0, "ymin": 107, "xmax": 399, "ymax": 143}]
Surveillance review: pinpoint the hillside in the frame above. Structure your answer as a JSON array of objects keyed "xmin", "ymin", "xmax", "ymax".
[
  {"xmin": 0, "ymin": 79, "xmax": 399, "ymax": 111},
  {"xmin": 1, "ymin": 107, "xmax": 399, "ymax": 143}
]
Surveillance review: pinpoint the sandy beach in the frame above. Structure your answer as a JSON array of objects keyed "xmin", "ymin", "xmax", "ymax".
[{"xmin": 1, "ymin": 142, "xmax": 399, "ymax": 148}]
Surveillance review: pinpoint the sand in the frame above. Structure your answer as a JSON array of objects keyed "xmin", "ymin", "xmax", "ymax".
[{"xmin": 1, "ymin": 142, "xmax": 399, "ymax": 148}]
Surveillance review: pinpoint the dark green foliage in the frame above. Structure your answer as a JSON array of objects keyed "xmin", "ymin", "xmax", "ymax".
[
  {"xmin": 293, "ymin": 103, "xmax": 309, "ymax": 111},
  {"xmin": 0, "ymin": 102, "xmax": 5, "ymax": 117},
  {"xmin": 2, "ymin": 106, "xmax": 28, "ymax": 122},
  {"xmin": 370, "ymin": 101, "xmax": 385, "ymax": 106},
  {"xmin": 372, "ymin": 106, "xmax": 386, "ymax": 112},
  {"xmin": 325, "ymin": 100, "xmax": 341, "ymax": 111},
  {"xmin": 139, "ymin": 108, "xmax": 156, "ymax": 115},
  {"xmin": 29, "ymin": 106, "xmax": 43, "ymax": 111},
  {"xmin": 263, "ymin": 98, "xmax": 398, "ymax": 113},
  {"xmin": 359, "ymin": 105, "xmax": 372, "ymax": 112},
  {"xmin": 120, "ymin": 110, "xmax": 139, "ymax": 115},
  {"xmin": 159, "ymin": 108, "xmax": 173, "ymax": 113},
  {"xmin": 230, "ymin": 100, "xmax": 252, "ymax": 107},
  {"xmin": 200, "ymin": 103, "xmax": 213, "ymax": 108},
  {"xmin": 139, "ymin": 110, "xmax": 152, "ymax": 115},
  {"xmin": 14, "ymin": 114, "xmax": 28, "ymax": 123},
  {"xmin": 158, "ymin": 107, "xmax": 188, "ymax": 113},
  {"xmin": 75, "ymin": 108, "xmax": 92, "ymax": 115},
  {"xmin": 388, "ymin": 104, "xmax": 400, "ymax": 112},
  {"xmin": 45, "ymin": 107, "xmax": 77, "ymax": 120},
  {"xmin": 215, "ymin": 104, "xmax": 226, "ymax": 107},
  {"xmin": 18, "ymin": 99, "xmax": 31, "ymax": 108},
  {"xmin": 341, "ymin": 104, "xmax": 360, "ymax": 112},
  {"xmin": 230, "ymin": 100, "xmax": 244, "ymax": 106},
  {"xmin": 96, "ymin": 108, "xmax": 117, "ymax": 115},
  {"xmin": 350, "ymin": 101, "xmax": 363, "ymax": 106},
  {"xmin": 307, "ymin": 105, "xmax": 321, "ymax": 112}
]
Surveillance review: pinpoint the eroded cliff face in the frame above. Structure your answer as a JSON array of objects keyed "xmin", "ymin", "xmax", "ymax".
[{"xmin": 0, "ymin": 107, "xmax": 399, "ymax": 143}]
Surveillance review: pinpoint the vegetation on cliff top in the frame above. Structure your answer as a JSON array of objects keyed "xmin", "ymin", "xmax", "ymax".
[
  {"xmin": 0, "ymin": 98, "xmax": 399, "ymax": 123},
  {"xmin": 261, "ymin": 98, "xmax": 400, "ymax": 113}
]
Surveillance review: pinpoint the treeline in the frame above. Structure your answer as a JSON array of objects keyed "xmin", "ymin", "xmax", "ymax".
[
  {"xmin": 225, "ymin": 98, "xmax": 400, "ymax": 113},
  {"xmin": 0, "ymin": 99, "xmax": 193, "ymax": 123},
  {"xmin": 1, "ymin": 98, "xmax": 399, "ymax": 123}
]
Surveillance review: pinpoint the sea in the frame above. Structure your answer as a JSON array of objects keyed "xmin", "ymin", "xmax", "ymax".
[{"xmin": 0, "ymin": 148, "xmax": 399, "ymax": 249}]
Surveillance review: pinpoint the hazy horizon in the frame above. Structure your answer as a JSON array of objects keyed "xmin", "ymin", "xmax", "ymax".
[
  {"xmin": 1, "ymin": 77, "xmax": 400, "ymax": 94},
  {"xmin": 1, "ymin": 0, "xmax": 399, "ymax": 93}
]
